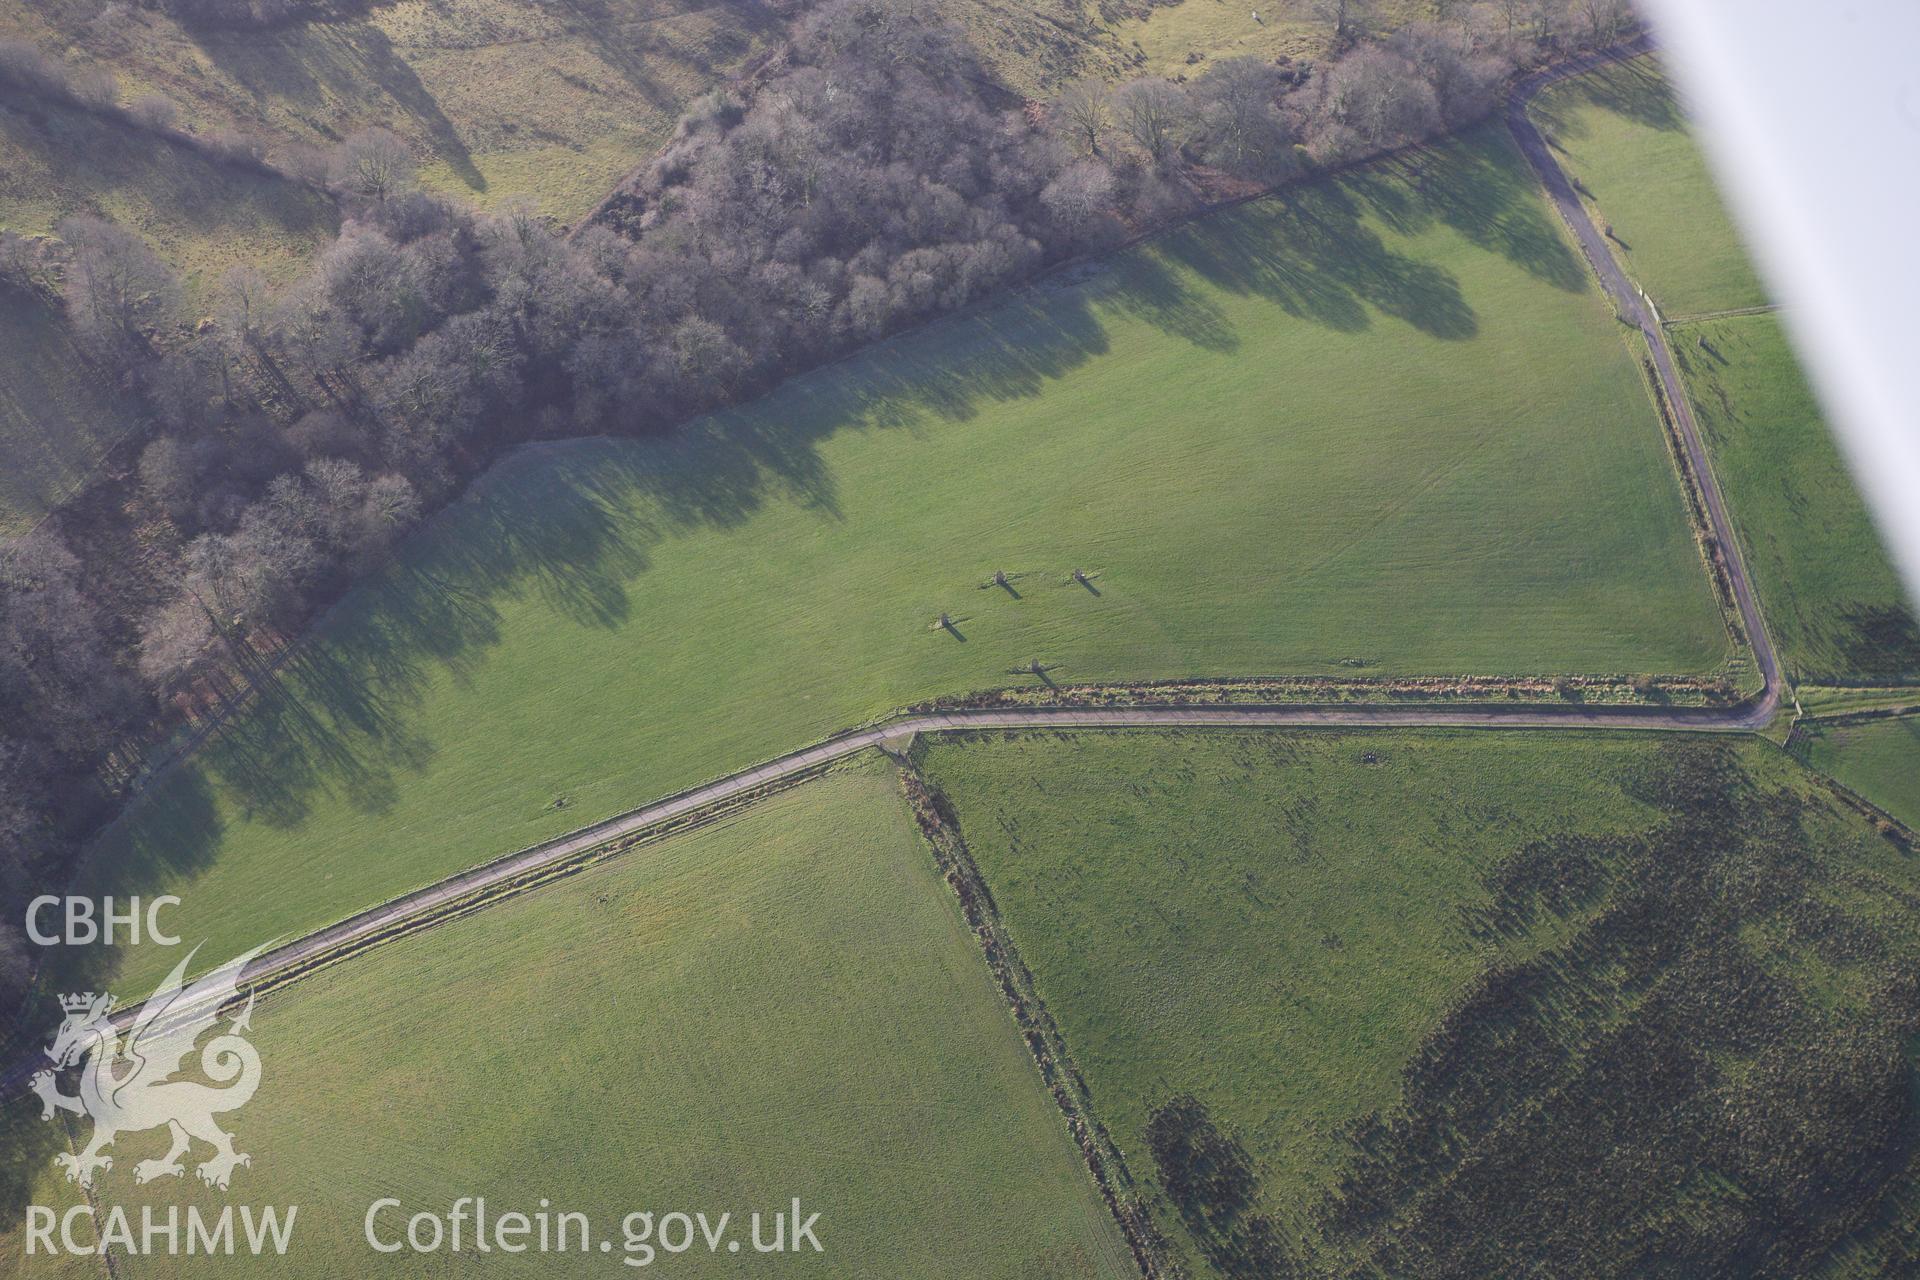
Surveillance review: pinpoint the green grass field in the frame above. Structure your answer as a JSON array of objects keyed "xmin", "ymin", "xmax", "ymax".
[
  {"xmin": 918, "ymin": 728, "xmax": 1672, "ymax": 1267},
  {"xmin": 4, "ymin": 758, "xmax": 1133, "ymax": 1278},
  {"xmin": 1529, "ymin": 54, "xmax": 1768, "ymax": 317},
  {"xmin": 918, "ymin": 729, "xmax": 1920, "ymax": 1275},
  {"xmin": 1675, "ymin": 313, "xmax": 1919, "ymax": 684},
  {"xmin": 0, "ymin": 0, "xmax": 777, "ymax": 225},
  {"xmin": 0, "ymin": 290, "xmax": 142, "ymax": 531},
  {"xmin": 1109, "ymin": 0, "xmax": 1424, "ymax": 78},
  {"xmin": 78, "ymin": 121, "xmax": 1729, "ymax": 995},
  {"xmin": 0, "ymin": 91, "xmax": 336, "ymax": 300},
  {"xmin": 1796, "ymin": 714, "xmax": 1920, "ymax": 831}
]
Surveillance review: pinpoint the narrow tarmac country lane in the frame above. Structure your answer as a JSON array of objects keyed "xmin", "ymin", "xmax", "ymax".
[{"xmin": 1507, "ymin": 35, "xmax": 1782, "ymax": 716}]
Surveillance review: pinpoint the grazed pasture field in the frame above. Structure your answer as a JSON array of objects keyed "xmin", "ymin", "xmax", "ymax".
[
  {"xmin": 0, "ymin": 0, "xmax": 776, "ymax": 224},
  {"xmin": 919, "ymin": 729, "xmax": 1667, "ymax": 1268},
  {"xmin": 1675, "ymin": 314, "xmax": 1919, "ymax": 685},
  {"xmin": 1797, "ymin": 714, "xmax": 1920, "ymax": 831},
  {"xmin": 1530, "ymin": 54, "xmax": 1767, "ymax": 317},
  {"xmin": 1110, "ymin": 0, "xmax": 1424, "ymax": 78},
  {"xmin": 1533, "ymin": 52, "xmax": 1918, "ymax": 688},
  {"xmin": 0, "ymin": 91, "xmax": 336, "ymax": 299},
  {"xmin": 921, "ymin": 729, "xmax": 1920, "ymax": 1276},
  {"xmin": 5, "ymin": 759, "xmax": 1133, "ymax": 1278}
]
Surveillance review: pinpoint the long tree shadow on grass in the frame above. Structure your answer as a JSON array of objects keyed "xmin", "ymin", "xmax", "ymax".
[
  {"xmin": 197, "ymin": 20, "xmax": 485, "ymax": 193},
  {"xmin": 0, "ymin": 95, "xmax": 337, "ymax": 251},
  {"xmin": 1525, "ymin": 56, "xmax": 1684, "ymax": 142},
  {"xmin": 1346, "ymin": 126, "xmax": 1591, "ymax": 293},
  {"xmin": 1160, "ymin": 174, "xmax": 1478, "ymax": 340},
  {"xmin": 556, "ymin": 0, "xmax": 781, "ymax": 117}
]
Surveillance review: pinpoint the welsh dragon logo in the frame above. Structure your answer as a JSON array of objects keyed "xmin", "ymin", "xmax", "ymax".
[{"xmin": 32, "ymin": 946, "xmax": 268, "ymax": 1191}]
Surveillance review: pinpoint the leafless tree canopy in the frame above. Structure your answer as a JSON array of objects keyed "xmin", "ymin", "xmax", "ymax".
[
  {"xmin": 328, "ymin": 127, "xmax": 417, "ymax": 205},
  {"xmin": 1114, "ymin": 79, "xmax": 1190, "ymax": 168}
]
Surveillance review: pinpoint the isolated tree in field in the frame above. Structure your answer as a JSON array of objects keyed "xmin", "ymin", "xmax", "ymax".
[
  {"xmin": 1113, "ymin": 79, "xmax": 1190, "ymax": 168},
  {"xmin": 58, "ymin": 214, "xmax": 178, "ymax": 368},
  {"xmin": 329, "ymin": 127, "xmax": 415, "ymax": 204},
  {"xmin": 1052, "ymin": 80, "xmax": 1112, "ymax": 157}
]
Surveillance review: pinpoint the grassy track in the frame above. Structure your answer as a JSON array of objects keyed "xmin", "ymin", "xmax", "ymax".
[
  {"xmin": 918, "ymin": 729, "xmax": 1920, "ymax": 1275},
  {"xmin": 80, "ymin": 121, "xmax": 1728, "ymax": 993},
  {"xmin": 918, "ymin": 728, "xmax": 1672, "ymax": 1268},
  {"xmin": 6, "ymin": 759, "xmax": 1134, "ymax": 1278},
  {"xmin": 1796, "ymin": 715, "xmax": 1920, "ymax": 831},
  {"xmin": 0, "ymin": 292, "xmax": 141, "ymax": 532},
  {"xmin": 1529, "ymin": 54, "xmax": 1768, "ymax": 316},
  {"xmin": 1675, "ymin": 313, "xmax": 1919, "ymax": 684}
]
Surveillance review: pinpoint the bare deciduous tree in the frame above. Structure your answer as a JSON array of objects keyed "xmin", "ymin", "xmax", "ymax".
[
  {"xmin": 217, "ymin": 265, "xmax": 271, "ymax": 351},
  {"xmin": 328, "ymin": 127, "xmax": 416, "ymax": 204},
  {"xmin": 1391, "ymin": 22, "xmax": 1507, "ymax": 126},
  {"xmin": 1314, "ymin": 0, "xmax": 1374, "ymax": 45},
  {"xmin": 1580, "ymin": 0, "xmax": 1630, "ymax": 43},
  {"xmin": 128, "ymin": 92, "xmax": 177, "ymax": 130},
  {"xmin": 1052, "ymin": 80, "xmax": 1113, "ymax": 157},
  {"xmin": 1191, "ymin": 57, "xmax": 1296, "ymax": 180},
  {"xmin": 1040, "ymin": 159, "xmax": 1117, "ymax": 233},
  {"xmin": 58, "ymin": 214, "xmax": 179, "ymax": 368},
  {"xmin": 1113, "ymin": 79, "xmax": 1190, "ymax": 168},
  {"xmin": 69, "ymin": 66, "xmax": 118, "ymax": 109},
  {"xmin": 1297, "ymin": 44, "xmax": 1441, "ymax": 160}
]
